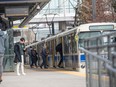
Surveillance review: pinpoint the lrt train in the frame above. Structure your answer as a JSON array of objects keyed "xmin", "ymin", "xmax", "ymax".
[{"xmin": 26, "ymin": 22, "xmax": 116, "ymax": 73}]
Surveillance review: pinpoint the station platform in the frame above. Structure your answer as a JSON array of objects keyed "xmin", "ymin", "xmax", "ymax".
[{"xmin": 1, "ymin": 66, "xmax": 86, "ymax": 87}]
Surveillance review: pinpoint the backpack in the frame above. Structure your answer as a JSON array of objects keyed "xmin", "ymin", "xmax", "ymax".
[{"xmin": 55, "ymin": 43, "xmax": 62, "ymax": 52}]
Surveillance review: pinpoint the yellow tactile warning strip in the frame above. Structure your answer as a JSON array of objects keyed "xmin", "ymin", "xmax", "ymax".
[
  {"xmin": 56, "ymin": 71, "xmax": 86, "ymax": 77},
  {"xmin": 55, "ymin": 70, "xmax": 109, "ymax": 81},
  {"xmin": 92, "ymin": 74, "xmax": 109, "ymax": 81},
  {"xmin": 26, "ymin": 66, "xmax": 86, "ymax": 77},
  {"xmin": 43, "ymin": 68, "xmax": 86, "ymax": 77},
  {"xmin": 38, "ymin": 68, "xmax": 109, "ymax": 81}
]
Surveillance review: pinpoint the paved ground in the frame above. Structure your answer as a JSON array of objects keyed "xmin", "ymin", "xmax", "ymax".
[{"xmin": 0, "ymin": 67, "xmax": 86, "ymax": 87}]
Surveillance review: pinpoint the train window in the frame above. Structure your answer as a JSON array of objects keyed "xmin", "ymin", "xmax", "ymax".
[
  {"xmin": 47, "ymin": 41, "xmax": 52, "ymax": 55},
  {"xmin": 63, "ymin": 33, "xmax": 77, "ymax": 54},
  {"xmin": 89, "ymin": 25, "xmax": 114, "ymax": 31},
  {"xmin": 13, "ymin": 30, "xmax": 21, "ymax": 37},
  {"xmin": 63, "ymin": 35, "xmax": 71, "ymax": 54},
  {"xmin": 78, "ymin": 31, "xmax": 101, "ymax": 47},
  {"xmin": 71, "ymin": 33, "xmax": 77, "ymax": 53},
  {"xmin": 102, "ymin": 31, "xmax": 116, "ymax": 44}
]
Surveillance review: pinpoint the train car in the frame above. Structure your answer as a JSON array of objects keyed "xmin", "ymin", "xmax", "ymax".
[{"xmin": 26, "ymin": 22, "xmax": 116, "ymax": 72}]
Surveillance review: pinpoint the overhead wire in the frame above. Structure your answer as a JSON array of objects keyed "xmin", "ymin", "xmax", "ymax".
[
  {"xmin": 31, "ymin": 0, "xmax": 67, "ymax": 28},
  {"xmin": 31, "ymin": 0, "xmax": 77, "ymax": 28},
  {"xmin": 31, "ymin": 1, "xmax": 52, "ymax": 28},
  {"xmin": 29, "ymin": 0, "xmax": 78, "ymax": 41},
  {"xmin": 69, "ymin": 0, "xmax": 76, "ymax": 9}
]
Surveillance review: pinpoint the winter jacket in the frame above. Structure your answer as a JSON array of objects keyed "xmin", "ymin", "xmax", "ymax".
[
  {"xmin": 41, "ymin": 47, "xmax": 47, "ymax": 58},
  {"xmin": 0, "ymin": 31, "xmax": 6, "ymax": 54},
  {"xmin": 14, "ymin": 42, "xmax": 25, "ymax": 62}
]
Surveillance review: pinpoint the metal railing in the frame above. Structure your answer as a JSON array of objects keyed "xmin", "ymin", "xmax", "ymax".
[
  {"xmin": 79, "ymin": 31, "xmax": 116, "ymax": 87},
  {"xmin": 3, "ymin": 54, "xmax": 15, "ymax": 72}
]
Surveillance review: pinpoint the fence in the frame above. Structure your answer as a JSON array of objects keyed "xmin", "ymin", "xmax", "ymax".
[{"xmin": 79, "ymin": 31, "xmax": 116, "ymax": 87}]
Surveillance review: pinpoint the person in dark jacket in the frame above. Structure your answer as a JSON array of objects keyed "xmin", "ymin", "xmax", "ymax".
[
  {"xmin": 30, "ymin": 48, "xmax": 38, "ymax": 68},
  {"xmin": 0, "ymin": 27, "xmax": 6, "ymax": 83},
  {"xmin": 14, "ymin": 37, "xmax": 26, "ymax": 76},
  {"xmin": 40, "ymin": 44, "xmax": 48, "ymax": 69},
  {"xmin": 56, "ymin": 43, "xmax": 64, "ymax": 68},
  {"xmin": 27, "ymin": 46, "xmax": 32, "ymax": 67}
]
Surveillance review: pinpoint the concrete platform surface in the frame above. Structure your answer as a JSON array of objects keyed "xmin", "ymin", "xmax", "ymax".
[{"xmin": 0, "ymin": 68, "xmax": 86, "ymax": 87}]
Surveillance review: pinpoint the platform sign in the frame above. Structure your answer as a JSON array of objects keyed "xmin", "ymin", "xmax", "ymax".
[{"xmin": 5, "ymin": 6, "xmax": 29, "ymax": 17}]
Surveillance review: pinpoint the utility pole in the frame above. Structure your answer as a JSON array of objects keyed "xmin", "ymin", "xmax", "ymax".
[
  {"xmin": 74, "ymin": 0, "xmax": 81, "ymax": 26},
  {"xmin": 45, "ymin": 13, "xmax": 56, "ymax": 36},
  {"xmin": 51, "ymin": 22, "xmax": 54, "ymax": 35},
  {"xmin": 31, "ymin": 26, "xmax": 37, "ymax": 42},
  {"xmin": 92, "ymin": 0, "xmax": 96, "ymax": 21}
]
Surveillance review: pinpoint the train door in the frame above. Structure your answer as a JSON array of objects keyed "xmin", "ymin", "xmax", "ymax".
[
  {"xmin": 54, "ymin": 38, "xmax": 58, "ymax": 66},
  {"xmin": 78, "ymin": 32, "xmax": 101, "ymax": 73},
  {"xmin": 71, "ymin": 32, "xmax": 78, "ymax": 70},
  {"xmin": 46, "ymin": 40, "xmax": 55, "ymax": 67},
  {"xmin": 51, "ymin": 39, "xmax": 56, "ymax": 67},
  {"xmin": 56, "ymin": 37, "xmax": 63, "ymax": 67},
  {"xmin": 62, "ymin": 32, "xmax": 78, "ymax": 70},
  {"xmin": 54, "ymin": 39, "xmax": 59, "ymax": 67}
]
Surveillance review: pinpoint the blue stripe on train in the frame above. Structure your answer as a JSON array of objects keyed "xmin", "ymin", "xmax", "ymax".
[
  {"xmin": 80, "ymin": 54, "xmax": 86, "ymax": 62},
  {"xmin": 48, "ymin": 55, "xmax": 85, "ymax": 62}
]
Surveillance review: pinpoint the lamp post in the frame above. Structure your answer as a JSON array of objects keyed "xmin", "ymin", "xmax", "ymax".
[
  {"xmin": 44, "ymin": 13, "xmax": 56, "ymax": 36},
  {"xmin": 34, "ymin": 31, "xmax": 37, "ymax": 42},
  {"xmin": 30, "ymin": 26, "xmax": 37, "ymax": 42},
  {"xmin": 92, "ymin": 0, "xmax": 96, "ymax": 21}
]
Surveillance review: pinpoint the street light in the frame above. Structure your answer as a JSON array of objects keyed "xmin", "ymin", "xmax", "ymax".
[
  {"xmin": 33, "ymin": 27, "xmax": 37, "ymax": 42},
  {"xmin": 29, "ymin": 26, "xmax": 37, "ymax": 42},
  {"xmin": 44, "ymin": 13, "xmax": 57, "ymax": 36}
]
